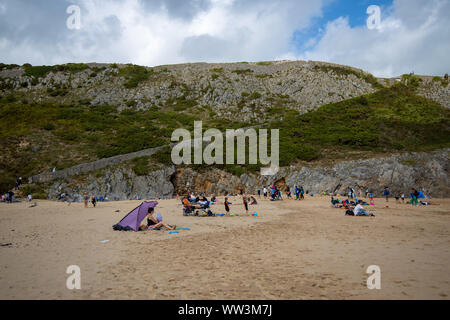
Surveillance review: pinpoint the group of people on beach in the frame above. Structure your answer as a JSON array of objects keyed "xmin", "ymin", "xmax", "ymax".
[
  {"xmin": 331, "ymin": 186, "xmax": 433, "ymax": 217},
  {"xmin": 83, "ymin": 193, "xmax": 97, "ymax": 208},
  {"xmin": 256, "ymin": 185, "xmax": 305, "ymax": 201},
  {"xmin": 179, "ymin": 190, "xmax": 260, "ymax": 217}
]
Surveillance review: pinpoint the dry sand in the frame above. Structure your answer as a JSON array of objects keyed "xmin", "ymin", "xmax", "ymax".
[{"xmin": 0, "ymin": 195, "xmax": 449, "ymax": 300}]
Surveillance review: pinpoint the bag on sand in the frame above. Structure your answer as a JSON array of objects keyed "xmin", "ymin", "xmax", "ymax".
[{"xmin": 345, "ymin": 210, "xmax": 355, "ymax": 216}]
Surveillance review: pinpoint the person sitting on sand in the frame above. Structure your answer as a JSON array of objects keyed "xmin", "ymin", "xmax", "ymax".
[
  {"xmin": 354, "ymin": 200, "xmax": 374, "ymax": 217},
  {"xmin": 147, "ymin": 207, "xmax": 176, "ymax": 230},
  {"xmin": 250, "ymin": 196, "xmax": 258, "ymax": 205}
]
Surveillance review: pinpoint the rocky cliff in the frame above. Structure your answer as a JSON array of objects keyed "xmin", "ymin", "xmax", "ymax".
[
  {"xmin": 1, "ymin": 61, "xmax": 380, "ymax": 122},
  {"xmin": 48, "ymin": 148, "xmax": 449, "ymax": 201}
]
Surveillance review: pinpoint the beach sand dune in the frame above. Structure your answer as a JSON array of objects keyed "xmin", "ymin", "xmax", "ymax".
[{"xmin": 0, "ymin": 196, "xmax": 449, "ymax": 300}]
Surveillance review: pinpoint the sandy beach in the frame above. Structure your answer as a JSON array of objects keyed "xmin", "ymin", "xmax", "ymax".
[{"xmin": 0, "ymin": 196, "xmax": 449, "ymax": 300}]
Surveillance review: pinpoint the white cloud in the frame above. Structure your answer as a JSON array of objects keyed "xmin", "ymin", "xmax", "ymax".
[
  {"xmin": 0, "ymin": 0, "xmax": 448, "ymax": 77},
  {"xmin": 290, "ymin": 0, "xmax": 450, "ymax": 77},
  {"xmin": 0, "ymin": 0, "xmax": 325, "ymax": 66}
]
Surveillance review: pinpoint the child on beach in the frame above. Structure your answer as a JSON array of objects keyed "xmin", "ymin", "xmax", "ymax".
[{"xmin": 224, "ymin": 197, "xmax": 230, "ymax": 216}]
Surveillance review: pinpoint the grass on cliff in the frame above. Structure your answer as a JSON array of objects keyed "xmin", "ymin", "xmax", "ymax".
[
  {"xmin": 0, "ymin": 80, "xmax": 449, "ymax": 191},
  {"xmin": 149, "ymin": 84, "xmax": 450, "ymax": 175},
  {"xmin": 313, "ymin": 65, "xmax": 384, "ymax": 89},
  {"xmin": 271, "ymin": 84, "xmax": 450, "ymax": 166}
]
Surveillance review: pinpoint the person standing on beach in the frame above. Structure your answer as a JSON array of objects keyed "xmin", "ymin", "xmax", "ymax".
[
  {"xmin": 83, "ymin": 193, "xmax": 89, "ymax": 208},
  {"xmin": 91, "ymin": 195, "xmax": 97, "ymax": 208},
  {"xmin": 224, "ymin": 197, "xmax": 231, "ymax": 216},
  {"xmin": 257, "ymin": 188, "xmax": 261, "ymax": 199},
  {"xmin": 384, "ymin": 187, "xmax": 390, "ymax": 202},
  {"xmin": 263, "ymin": 187, "xmax": 268, "ymax": 199},
  {"xmin": 286, "ymin": 186, "xmax": 292, "ymax": 199},
  {"xmin": 410, "ymin": 189, "xmax": 419, "ymax": 206},
  {"xmin": 401, "ymin": 193, "xmax": 405, "ymax": 203},
  {"xmin": 7, "ymin": 190, "xmax": 14, "ymax": 203},
  {"xmin": 243, "ymin": 194, "xmax": 250, "ymax": 216}
]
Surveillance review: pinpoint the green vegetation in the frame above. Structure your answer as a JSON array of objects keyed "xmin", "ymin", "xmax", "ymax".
[
  {"xmin": 1, "ymin": 61, "xmax": 449, "ymax": 190},
  {"xmin": 432, "ymin": 76, "xmax": 449, "ymax": 87},
  {"xmin": 249, "ymin": 92, "xmax": 262, "ymax": 100},
  {"xmin": 314, "ymin": 65, "xmax": 383, "ymax": 89},
  {"xmin": 401, "ymin": 74, "xmax": 422, "ymax": 89},
  {"xmin": 20, "ymin": 184, "xmax": 48, "ymax": 199},
  {"xmin": 118, "ymin": 64, "xmax": 152, "ymax": 88},
  {"xmin": 256, "ymin": 61, "xmax": 273, "ymax": 66},
  {"xmin": 0, "ymin": 63, "xmax": 20, "ymax": 70},
  {"xmin": 256, "ymin": 74, "xmax": 273, "ymax": 79},
  {"xmin": 232, "ymin": 69, "xmax": 253, "ymax": 75},
  {"xmin": 24, "ymin": 63, "xmax": 89, "ymax": 78},
  {"xmin": 269, "ymin": 84, "xmax": 450, "ymax": 167},
  {"xmin": 131, "ymin": 156, "xmax": 150, "ymax": 176}
]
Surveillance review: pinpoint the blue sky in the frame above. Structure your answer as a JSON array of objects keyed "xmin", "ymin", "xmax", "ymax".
[
  {"xmin": 293, "ymin": 0, "xmax": 394, "ymax": 50},
  {"xmin": 0, "ymin": 0, "xmax": 448, "ymax": 77}
]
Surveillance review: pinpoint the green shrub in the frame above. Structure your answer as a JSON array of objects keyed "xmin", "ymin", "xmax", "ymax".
[
  {"xmin": 43, "ymin": 122, "xmax": 55, "ymax": 131},
  {"xmin": 232, "ymin": 69, "xmax": 253, "ymax": 75},
  {"xmin": 24, "ymin": 65, "xmax": 55, "ymax": 78},
  {"xmin": 119, "ymin": 65, "xmax": 151, "ymax": 88},
  {"xmin": 151, "ymin": 147, "xmax": 172, "ymax": 165},
  {"xmin": 131, "ymin": 156, "xmax": 150, "ymax": 176},
  {"xmin": 32, "ymin": 192, "xmax": 48, "ymax": 200},
  {"xmin": 256, "ymin": 61, "xmax": 272, "ymax": 66},
  {"xmin": 249, "ymin": 92, "xmax": 261, "ymax": 100}
]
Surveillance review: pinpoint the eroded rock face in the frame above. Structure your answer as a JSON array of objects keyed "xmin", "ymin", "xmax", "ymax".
[
  {"xmin": 49, "ymin": 149, "xmax": 449, "ymax": 201},
  {"xmin": 0, "ymin": 61, "xmax": 377, "ymax": 122},
  {"xmin": 417, "ymin": 80, "xmax": 450, "ymax": 109},
  {"xmin": 48, "ymin": 166, "xmax": 175, "ymax": 202}
]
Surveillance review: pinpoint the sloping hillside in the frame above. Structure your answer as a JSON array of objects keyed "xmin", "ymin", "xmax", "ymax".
[{"xmin": 0, "ymin": 61, "xmax": 449, "ymax": 196}]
